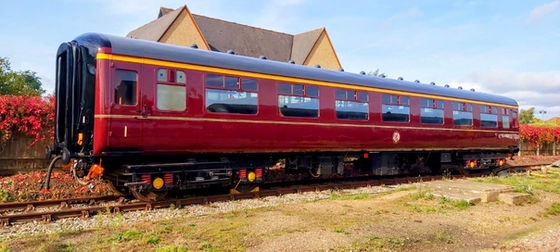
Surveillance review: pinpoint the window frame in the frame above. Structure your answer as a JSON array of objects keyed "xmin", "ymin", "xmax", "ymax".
[
  {"xmin": 452, "ymin": 102, "xmax": 473, "ymax": 126},
  {"xmin": 480, "ymin": 105, "xmax": 498, "ymax": 128},
  {"xmin": 204, "ymin": 74, "xmax": 259, "ymax": 115},
  {"xmin": 114, "ymin": 69, "xmax": 138, "ymax": 106},
  {"xmin": 420, "ymin": 98, "xmax": 444, "ymax": 125},
  {"xmin": 335, "ymin": 88, "xmax": 368, "ymax": 120},
  {"xmin": 381, "ymin": 94, "xmax": 410, "ymax": 123},
  {"xmin": 277, "ymin": 83, "xmax": 320, "ymax": 118},
  {"xmin": 155, "ymin": 68, "xmax": 187, "ymax": 112}
]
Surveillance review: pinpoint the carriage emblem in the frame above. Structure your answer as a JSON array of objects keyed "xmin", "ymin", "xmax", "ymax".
[{"xmin": 392, "ymin": 131, "xmax": 401, "ymax": 144}]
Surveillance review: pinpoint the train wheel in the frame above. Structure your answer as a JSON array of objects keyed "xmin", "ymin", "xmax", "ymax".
[{"xmin": 130, "ymin": 188, "xmax": 168, "ymax": 202}]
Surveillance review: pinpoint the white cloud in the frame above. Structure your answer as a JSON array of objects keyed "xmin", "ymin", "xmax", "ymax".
[
  {"xmin": 529, "ymin": 0, "xmax": 560, "ymax": 21},
  {"xmin": 460, "ymin": 70, "xmax": 560, "ymax": 118}
]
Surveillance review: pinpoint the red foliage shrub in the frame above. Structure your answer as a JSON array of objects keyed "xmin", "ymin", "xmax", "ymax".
[
  {"xmin": 0, "ymin": 95, "xmax": 54, "ymax": 146},
  {"xmin": 519, "ymin": 124, "xmax": 560, "ymax": 146}
]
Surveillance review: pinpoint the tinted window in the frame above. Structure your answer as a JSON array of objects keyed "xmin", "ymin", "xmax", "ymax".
[
  {"xmin": 336, "ymin": 100, "xmax": 368, "ymax": 120},
  {"xmin": 205, "ymin": 74, "xmax": 223, "ymax": 87},
  {"xmin": 115, "ymin": 70, "xmax": 137, "ymax": 105},
  {"xmin": 279, "ymin": 96, "xmax": 318, "ymax": 118},
  {"xmin": 242, "ymin": 78, "xmax": 257, "ymax": 91},
  {"xmin": 205, "ymin": 74, "xmax": 258, "ymax": 114},
  {"xmin": 382, "ymin": 94, "xmax": 409, "ymax": 122},
  {"xmin": 335, "ymin": 89, "xmax": 368, "ymax": 120},
  {"xmin": 502, "ymin": 116, "xmax": 510, "ymax": 129},
  {"xmin": 481, "ymin": 114, "xmax": 497, "ymax": 128},
  {"xmin": 453, "ymin": 102, "xmax": 473, "ymax": 126},
  {"xmin": 206, "ymin": 89, "xmax": 258, "ymax": 114},
  {"xmin": 420, "ymin": 99, "xmax": 444, "ymax": 124}
]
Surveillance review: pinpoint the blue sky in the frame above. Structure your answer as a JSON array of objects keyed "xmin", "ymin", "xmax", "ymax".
[{"xmin": 1, "ymin": 0, "xmax": 559, "ymax": 119}]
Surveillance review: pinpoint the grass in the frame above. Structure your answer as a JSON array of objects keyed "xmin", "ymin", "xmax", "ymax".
[
  {"xmin": 2, "ymin": 173, "xmax": 559, "ymax": 251},
  {"xmin": 475, "ymin": 169, "xmax": 560, "ymax": 194},
  {"xmin": 405, "ymin": 190, "xmax": 473, "ymax": 213},
  {"xmin": 330, "ymin": 192, "xmax": 370, "ymax": 200}
]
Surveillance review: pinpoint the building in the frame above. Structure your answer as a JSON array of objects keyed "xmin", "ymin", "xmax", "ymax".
[{"xmin": 127, "ymin": 5, "xmax": 342, "ymax": 70}]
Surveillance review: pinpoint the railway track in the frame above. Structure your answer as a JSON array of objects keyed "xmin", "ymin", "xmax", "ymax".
[{"xmin": 0, "ymin": 166, "xmax": 537, "ymax": 226}]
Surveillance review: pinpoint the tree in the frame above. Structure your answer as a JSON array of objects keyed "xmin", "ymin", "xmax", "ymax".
[
  {"xmin": 367, "ymin": 69, "xmax": 385, "ymax": 77},
  {"xmin": 519, "ymin": 107, "xmax": 536, "ymax": 124},
  {"xmin": 0, "ymin": 57, "xmax": 44, "ymax": 96}
]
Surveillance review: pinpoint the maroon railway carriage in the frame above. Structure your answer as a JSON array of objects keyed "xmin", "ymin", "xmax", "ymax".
[{"xmin": 47, "ymin": 33, "xmax": 519, "ymax": 198}]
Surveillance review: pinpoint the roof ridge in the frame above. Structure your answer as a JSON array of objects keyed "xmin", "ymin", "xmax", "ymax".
[{"xmin": 191, "ymin": 13, "xmax": 294, "ymax": 37}]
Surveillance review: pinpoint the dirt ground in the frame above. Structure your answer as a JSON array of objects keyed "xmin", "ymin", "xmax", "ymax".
[
  {"xmin": 2, "ymin": 173, "xmax": 560, "ymax": 251},
  {"xmin": 1, "ymin": 155, "xmax": 560, "ymax": 251}
]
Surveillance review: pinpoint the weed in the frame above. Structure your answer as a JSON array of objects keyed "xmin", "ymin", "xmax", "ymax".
[
  {"xmin": 330, "ymin": 192, "xmax": 369, "ymax": 200},
  {"xmin": 57, "ymin": 242, "xmax": 74, "ymax": 251},
  {"xmin": 432, "ymin": 230, "xmax": 454, "ymax": 244},
  {"xmin": 0, "ymin": 189, "xmax": 12, "ymax": 202},
  {"xmin": 155, "ymin": 245, "xmax": 189, "ymax": 252},
  {"xmin": 395, "ymin": 186, "xmax": 416, "ymax": 192},
  {"xmin": 335, "ymin": 228, "xmax": 345, "ymax": 233},
  {"xmin": 410, "ymin": 190, "xmax": 434, "ymax": 200},
  {"xmin": 514, "ymin": 183, "xmax": 534, "ymax": 195},
  {"xmin": 450, "ymin": 199, "xmax": 472, "ymax": 210},
  {"xmin": 545, "ymin": 202, "xmax": 560, "ymax": 216},
  {"xmin": 110, "ymin": 229, "xmax": 143, "ymax": 242},
  {"xmin": 200, "ymin": 241, "xmax": 212, "ymax": 250},
  {"xmin": 353, "ymin": 236, "xmax": 407, "ymax": 250},
  {"xmin": 147, "ymin": 236, "xmax": 160, "ymax": 244}
]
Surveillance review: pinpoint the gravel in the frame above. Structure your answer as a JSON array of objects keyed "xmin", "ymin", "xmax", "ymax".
[{"xmin": 0, "ymin": 184, "xmax": 399, "ymax": 239}]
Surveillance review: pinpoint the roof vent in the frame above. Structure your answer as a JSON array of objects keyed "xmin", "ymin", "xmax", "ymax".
[
  {"xmin": 339, "ymin": 68, "xmax": 345, "ymax": 72},
  {"xmin": 444, "ymin": 84, "xmax": 450, "ymax": 88},
  {"xmin": 398, "ymin": 77, "xmax": 403, "ymax": 80},
  {"xmin": 288, "ymin": 60, "xmax": 295, "ymax": 64},
  {"xmin": 414, "ymin": 80, "xmax": 420, "ymax": 83},
  {"xmin": 470, "ymin": 88, "xmax": 475, "ymax": 92},
  {"xmin": 360, "ymin": 71, "xmax": 366, "ymax": 75},
  {"xmin": 259, "ymin": 55, "xmax": 267, "ymax": 60},
  {"xmin": 315, "ymin": 64, "xmax": 321, "ymax": 68},
  {"xmin": 458, "ymin": 86, "xmax": 463, "ymax": 90},
  {"xmin": 226, "ymin": 49, "xmax": 235, "ymax": 55},
  {"xmin": 190, "ymin": 43, "xmax": 198, "ymax": 49},
  {"xmin": 430, "ymin": 82, "xmax": 435, "ymax": 85}
]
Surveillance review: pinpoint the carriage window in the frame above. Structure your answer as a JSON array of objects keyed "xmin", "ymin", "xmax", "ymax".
[
  {"xmin": 335, "ymin": 89, "xmax": 368, "ymax": 120},
  {"xmin": 480, "ymin": 105, "xmax": 497, "ymax": 128},
  {"xmin": 242, "ymin": 78, "xmax": 257, "ymax": 91},
  {"xmin": 205, "ymin": 74, "xmax": 258, "ymax": 114},
  {"xmin": 157, "ymin": 84, "xmax": 186, "ymax": 111},
  {"xmin": 176, "ymin": 71, "xmax": 186, "ymax": 84},
  {"xmin": 157, "ymin": 69, "xmax": 167, "ymax": 82},
  {"xmin": 382, "ymin": 94, "xmax": 409, "ymax": 122},
  {"xmin": 502, "ymin": 115, "xmax": 510, "ymax": 129},
  {"xmin": 278, "ymin": 83, "xmax": 319, "ymax": 118},
  {"xmin": 114, "ymin": 70, "xmax": 137, "ymax": 105},
  {"xmin": 420, "ymin": 98, "xmax": 444, "ymax": 124},
  {"xmin": 511, "ymin": 109, "xmax": 519, "ymax": 128},
  {"xmin": 452, "ymin": 102, "xmax": 473, "ymax": 126}
]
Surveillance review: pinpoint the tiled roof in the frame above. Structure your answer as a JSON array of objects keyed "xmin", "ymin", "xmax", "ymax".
[
  {"xmin": 127, "ymin": 6, "xmax": 330, "ymax": 64},
  {"xmin": 192, "ymin": 14, "xmax": 293, "ymax": 62},
  {"xmin": 292, "ymin": 28, "xmax": 324, "ymax": 64},
  {"xmin": 127, "ymin": 7, "xmax": 182, "ymax": 41}
]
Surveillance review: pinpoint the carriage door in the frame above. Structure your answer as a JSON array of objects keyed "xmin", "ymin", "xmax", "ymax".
[{"xmin": 109, "ymin": 63, "xmax": 143, "ymax": 148}]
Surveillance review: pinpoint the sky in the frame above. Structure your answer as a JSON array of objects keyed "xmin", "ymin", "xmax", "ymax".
[{"xmin": 1, "ymin": 0, "xmax": 559, "ymax": 119}]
